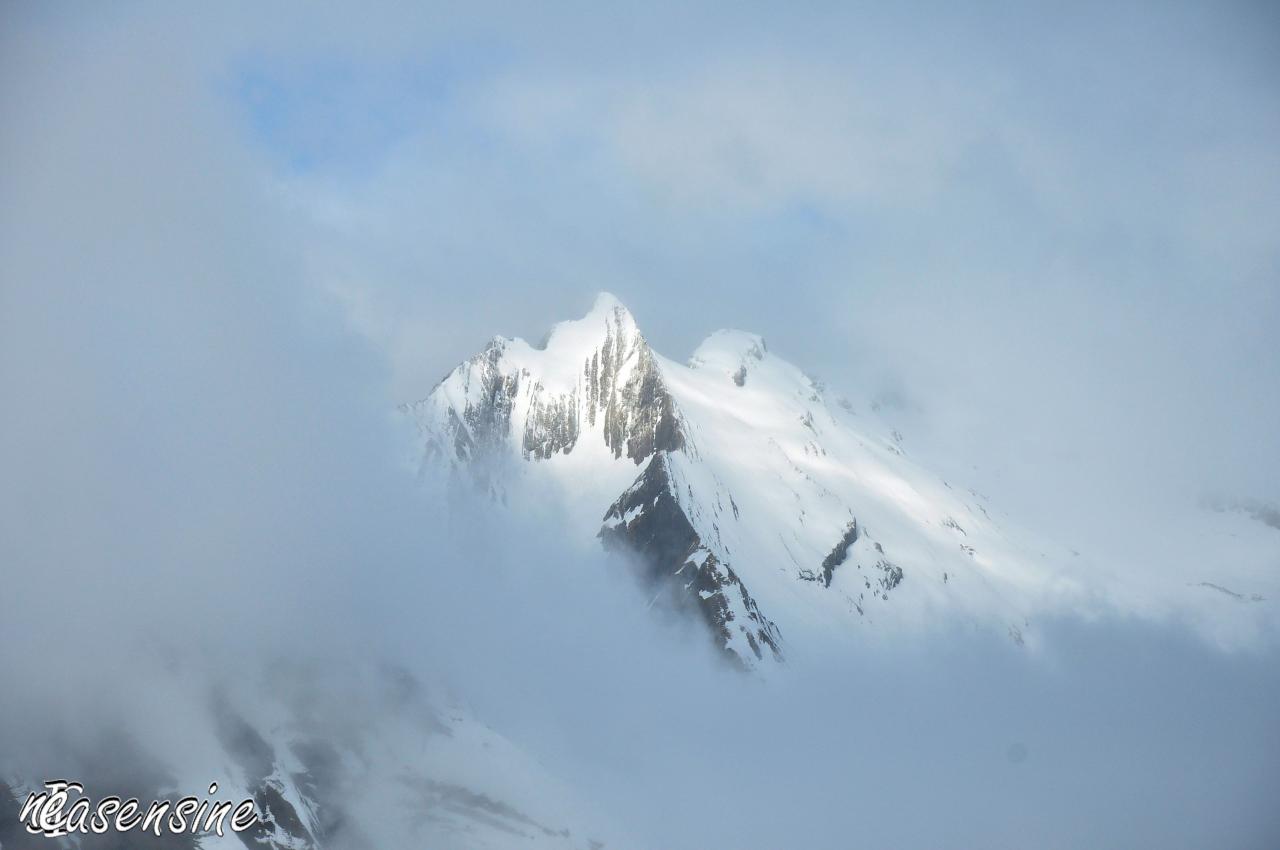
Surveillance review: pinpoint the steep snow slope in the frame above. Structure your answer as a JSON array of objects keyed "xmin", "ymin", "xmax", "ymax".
[{"xmin": 405, "ymin": 293, "xmax": 1276, "ymax": 665}]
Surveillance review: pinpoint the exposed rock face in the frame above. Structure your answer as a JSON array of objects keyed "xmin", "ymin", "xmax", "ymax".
[
  {"xmin": 585, "ymin": 324, "xmax": 684, "ymax": 463},
  {"xmin": 521, "ymin": 310, "xmax": 685, "ymax": 463},
  {"xmin": 599, "ymin": 454, "xmax": 782, "ymax": 664},
  {"xmin": 406, "ymin": 297, "xmax": 684, "ymax": 473},
  {"xmin": 522, "ymin": 384, "xmax": 580, "ymax": 460},
  {"xmin": 876, "ymin": 559, "xmax": 904, "ymax": 595},
  {"xmin": 214, "ymin": 697, "xmax": 322, "ymax": 850},
  {"xmin": 426, "ymin": 341, "xmax": 522, "ymax": 465},
  {"xmin": 818, "ymin": 519, "xmax": 860, "ymax": 588}
]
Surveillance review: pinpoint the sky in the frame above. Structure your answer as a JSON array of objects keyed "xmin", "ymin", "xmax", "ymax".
[
  {"xmin": 6, "ymin": 2, "xmax": 1276, "ymax": 516},
  {"xmin": 17, "ymin": 0, "xmax": 1274, "ymax": 524},
  {"xmin": 2, "ymin": 2, "xmax": 1279, "ymax": 848}
]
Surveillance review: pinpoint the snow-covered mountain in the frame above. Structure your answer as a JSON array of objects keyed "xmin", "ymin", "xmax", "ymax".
[
  {"xmin": 0, "ymin": 659, "xmax": 629, "ymax": 850},
  {"xmin": 404, "ymin": 293, "xmax": 1092, "ymax": 666}
]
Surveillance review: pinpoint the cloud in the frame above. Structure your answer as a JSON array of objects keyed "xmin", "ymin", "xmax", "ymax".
[
  {"xmin": 2, "ymin": 4, "xmax": 1279, "ymax": 847},
  {"xmin": 229, "ymin": 1, "xmax": 1280, "ymax": 650},
  {"xmin": 483, "ymin": 59, "xmax": 983, "ymax": 213}
]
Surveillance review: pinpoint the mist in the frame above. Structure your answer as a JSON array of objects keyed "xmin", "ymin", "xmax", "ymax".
[{"xmin": 2, "ymin": 3, "xmax": 1279, "ymax": 849}]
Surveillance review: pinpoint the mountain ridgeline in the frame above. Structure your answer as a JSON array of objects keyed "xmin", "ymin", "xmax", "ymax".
[{"xmin": 405, "ymin": 293, "xmax": 1055, "ymax": 667}]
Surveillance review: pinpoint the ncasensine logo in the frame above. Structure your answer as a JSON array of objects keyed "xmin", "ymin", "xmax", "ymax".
[{"xmin": 17, "ymin": 780, "xmax": 259, "ymax": 839}]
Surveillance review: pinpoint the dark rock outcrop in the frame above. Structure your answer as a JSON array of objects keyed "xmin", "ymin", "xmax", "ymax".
[
  {"xmin": 817, "ymin": 519, "xmax": 860, "ymax": 587},
  {"xmin": 599, "ymin": 454, "xmax": 782, "ymax": 664}
]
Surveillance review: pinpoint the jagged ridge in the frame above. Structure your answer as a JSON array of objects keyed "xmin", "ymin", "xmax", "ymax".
[{"xmin": 405, "ymin": 293, "xmax": 1088, "ymax": 667}]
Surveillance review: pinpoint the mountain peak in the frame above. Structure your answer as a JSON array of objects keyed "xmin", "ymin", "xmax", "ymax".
[
  {"xmin": 689, "ymin": 329, "xmax": 769, "ymax": 386},
  {"xmin": 693, "ymin": 329, "xmax": 767, "ymax": 360},
  {"xmin": 588, "ymin": 291, "xmax": 631, "ymax": 317},
  {"xmin": 407, "ymin": 298, "xmax": 1079, "ymax": 668},
  {"xmin": 538, "ymin": 292, "xmax": 641, "ymax": 355}
]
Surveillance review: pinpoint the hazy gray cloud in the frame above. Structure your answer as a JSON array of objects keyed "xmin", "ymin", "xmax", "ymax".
[
  {"xmin": 238, "ymin": 0, "xmax": 1280, "ymax": 620},
  {"xmin": 2, "ymin": 3, "xmax": 1278, "ymax": 848}
]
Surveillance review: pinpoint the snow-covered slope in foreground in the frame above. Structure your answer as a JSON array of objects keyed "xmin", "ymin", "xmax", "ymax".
[
  {"xmin": 405, "ymin": 293, "xmax": 1277, "ymax": 665},
  {"xmin": 0, "ymin": 659, "xmax": 631, "ymax": 850}
]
